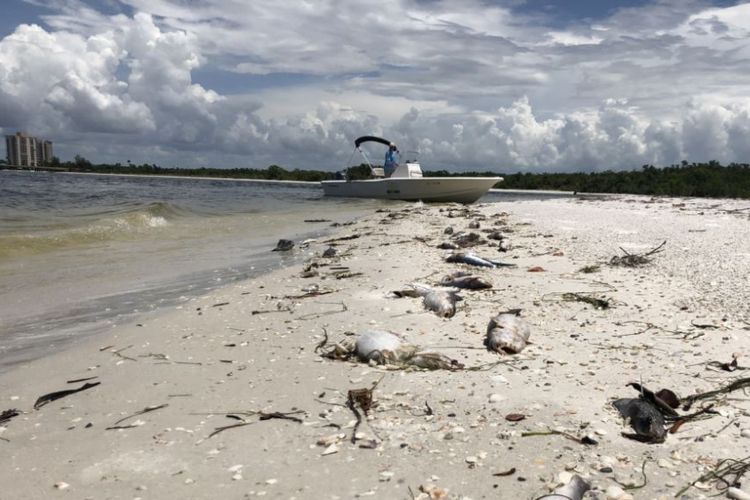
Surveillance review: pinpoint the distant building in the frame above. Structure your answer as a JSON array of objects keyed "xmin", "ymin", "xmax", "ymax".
[{"xmin": 5, "ymin": 132, "xmax": 53, "ymax": 167}]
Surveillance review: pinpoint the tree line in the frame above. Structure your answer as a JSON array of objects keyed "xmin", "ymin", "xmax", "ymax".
[{"xmin": 40, "ymin": 156, "xmax": 750, "ymax": 198}]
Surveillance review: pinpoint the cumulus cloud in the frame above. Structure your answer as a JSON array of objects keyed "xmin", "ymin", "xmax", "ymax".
[{"xmin": 0, "ymin": 0, "xmax": 749, "ymax": 171}]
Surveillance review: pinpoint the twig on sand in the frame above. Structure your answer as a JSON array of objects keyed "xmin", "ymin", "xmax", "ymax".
[
  {"xmin": 297, "ymin": 301, "xmax": 348, "ymax": 320},
  {"xmin": 521, "ymin": 429, "xmax": 597, "ymax": 446},
  {"xmin": 613, "ymin": 320, "xmax": 658, "ymax": 337},
  {"xmin": 465, "ymin": 359, "xmax": 523, "ymax": 372},
  {"xmin": 324, "ymin": 232, "xmax": 374, "ymax": 244},
  {"xmin": 251, "ymin": 305, "xmax": 293, "ymax": 315},
  {"xmin": 683, "ymin": 377, "xmax": 750, "ymax": 410},
  {"xmin": 676, "ymin": 455, "xmax": 750, "ymax": 497},
  {"xmin": 543, "ymin": 291, "xmax": 613, "ymax": 309},
  {"xmin": 284, "ymin": 290, "xmax": 336, "ymax": 299},
  {"xmin": 111, "ymin": 345, "xmax": 137, "ymax": 362},
  {"xmin": 614, "ymin": 460, "xmax": 649, "ymax": 490},
  {"xmin": 333, "ymin": 272, "xmax": 364, "ymax": 280},
  {"xmin": 609, "ymin": 240, "xmax": 666, "ymax": 267},
  {"xmin": 203, "ymin": 410, "xmax": 305, "ymax": 438},
  {"xmin": 347, "ymin": 377, "xmax": 384, "ymax": 444},
  {"xmin": 613, "ymin": 320, "xmax": 702, "ymax": 340},
  {"xmin": 314, "ymin": 327, "xmax": 330, "ymax": 353},
  {"xmin": 690, "ymin": 320, "xmax": 720, "ymax": 329},
  {"xmin": 684, "ymin": 418, "xmax": 736, "ymax": 442},
  {"xmin": 66, "ymin": 376, "xmax": 99, "ymax": 384},
  {"xmin": 106, "ymin": 404, "xmax": 168, "ymax": 430}
]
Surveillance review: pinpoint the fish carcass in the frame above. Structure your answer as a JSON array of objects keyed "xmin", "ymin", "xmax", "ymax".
[
  {"xmin": 355, "ymin": 330, "xmax": 417, "ymax": 364},
  {"xmin": 485, "ymin": 312, "xmax": 530, "ymax": 354}
]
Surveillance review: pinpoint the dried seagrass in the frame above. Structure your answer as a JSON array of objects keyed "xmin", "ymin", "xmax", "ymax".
[{"xmin": 609, "ymin": 240, "xmax": 666, "ymax": 267}]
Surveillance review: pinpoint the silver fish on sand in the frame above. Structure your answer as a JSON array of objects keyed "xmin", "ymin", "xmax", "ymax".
[
  {"xmin": 537, "ymin": 475, "xmax": 591, "ymax": 500},
  {"xmin": 446, "ymin": 252, "xmax": 515, "ymax": 268},
  {"xmin": 486, "ymin": 312, "xmax": 530, "ymax": 354}
]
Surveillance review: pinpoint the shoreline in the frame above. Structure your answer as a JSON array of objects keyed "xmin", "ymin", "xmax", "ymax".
[
  {"xmin": 7, "ymin": 169, "xmax": 583, "ymax": 198},
  {"xmin": 0, "ymin": 204, "xmax": 383, "ymax": 375},
  {"xmin": 1, "ymin": 195, "xmax": 749, "ymax": 498},
  {"xmin": 54, "ymin": 170, "xmax": 322, "ymax": 186}
]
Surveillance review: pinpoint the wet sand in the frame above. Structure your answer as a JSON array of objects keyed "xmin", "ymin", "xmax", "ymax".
[{"xmin": 1, "ymin": 195, "xmax": 749, "ymax": 499}]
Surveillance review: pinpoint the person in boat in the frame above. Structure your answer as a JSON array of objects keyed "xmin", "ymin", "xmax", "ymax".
[{"xmin": 384, "ymin": 143, "xmax": 400, "ymax": 177}]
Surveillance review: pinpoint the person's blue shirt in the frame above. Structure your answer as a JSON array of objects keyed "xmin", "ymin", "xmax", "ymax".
[{"xmin": 384, "ymin": 148, "xmax": 399, "ymax": 176}]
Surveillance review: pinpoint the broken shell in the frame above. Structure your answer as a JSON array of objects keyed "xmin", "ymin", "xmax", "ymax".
[{"xmin": 321, "ymin": 443, "xmax": 339, "ymax": 456}]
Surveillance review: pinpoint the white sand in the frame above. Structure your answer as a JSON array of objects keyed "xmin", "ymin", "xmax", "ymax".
[{"xmin": 1, "ymin": 195, "xmax": 749, "ymax": 499}]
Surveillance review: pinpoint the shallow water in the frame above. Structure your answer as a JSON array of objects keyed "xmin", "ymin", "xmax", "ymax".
[
  {"xmin": 0, "ymin": 170, "xmax": 568, "ymax": 369},
  {"xmin": 0, "ymin": 171, "xmax": 393, "ymax": 368}
]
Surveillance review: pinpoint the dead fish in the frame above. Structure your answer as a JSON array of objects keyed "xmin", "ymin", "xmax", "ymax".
[
  {"xmin": 446, "ymin": 252, "xmax": 515, "ymax": 268},
  {"xmin": 451, "ymin": 232, "xmax": 486, "ymax": 248},
  {"xmin": 437, "ymin": 242, "xmax": 459, "ymax": 250},
  {"xmin": 485, "ymin": 312, "xmax": 530, "ymax": 354},
  {"xmin": 440, "ymin": 274, "xmax": 492, "ymax": 290},
  {"xmin": 352, "ymin": 332, "xmax": 459, "ymax": 370},
  {"xmin": 272, "ymin": 239, "xmax": 294, "ymax": 251},
  {"xmin": 409, "ymin": 352, "xmax": 464, "ymax": 370},
  {"xmin": 391, "ymin": 289, "xmax": 423, "ymax": 298},
  {"xmin": 390, "ymin": 282, "xmax": 433, "ymax": 299},
  {"xmin": 423, "ymin": 290, "xmax": 460, "ymax": 318},
  {"xmin": 355, "ymin": 330, "xmax": 417, "ymax": 364},
  {"xmin": 537, "ymin": 475, "xmax": 591, "ymax": 500},
  {"xmin": 391, "ymin": 283, "xmax": 460, "ymax": 317},
  {"xmin": 612, "ymin": 398, "xmax": 666, "ymax": 443}
]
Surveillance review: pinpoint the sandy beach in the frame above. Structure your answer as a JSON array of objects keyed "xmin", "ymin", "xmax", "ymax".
[{"xmin": 1, "ymin": 195, "xmax": 749, "ymax": 500}]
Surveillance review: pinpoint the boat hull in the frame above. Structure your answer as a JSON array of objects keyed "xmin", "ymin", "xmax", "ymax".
[{"xmin": 320, "ymin": 177, "xmax": 502, "ymax": 204}]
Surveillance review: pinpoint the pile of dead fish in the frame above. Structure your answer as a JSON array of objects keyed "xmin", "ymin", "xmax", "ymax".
[{"xmin": 316, "ymin": 212, "xmax": 533, "ymax": 371}]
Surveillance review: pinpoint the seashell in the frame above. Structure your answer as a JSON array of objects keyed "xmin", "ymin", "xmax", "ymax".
[{"xmin": 486, "ymin": 313, "xmax": 530, "ymax": 354}]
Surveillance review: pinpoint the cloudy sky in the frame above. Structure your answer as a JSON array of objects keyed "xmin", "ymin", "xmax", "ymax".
[{"xmin": 1, "ymin": 0, "xmax": 749, "ymax": 172}]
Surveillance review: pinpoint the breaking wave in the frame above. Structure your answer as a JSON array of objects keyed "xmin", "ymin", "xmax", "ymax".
[{"xmin": 0, "ymin": 202, "xmax": 195, "ymax": 259}]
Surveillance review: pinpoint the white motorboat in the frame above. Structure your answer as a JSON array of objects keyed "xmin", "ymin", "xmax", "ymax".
[{"xmin": 321, "ymin": 136, "xmax": 502, "ymax": 204}]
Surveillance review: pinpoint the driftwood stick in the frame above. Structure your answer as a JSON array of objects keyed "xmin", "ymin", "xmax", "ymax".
[
  {"xmin": 108, "ymin": 404, "xmax": 168, "ymax": 429},
  {"xmin": 683, "ymin": 377, "xmax": 750, "ymax": 409}
]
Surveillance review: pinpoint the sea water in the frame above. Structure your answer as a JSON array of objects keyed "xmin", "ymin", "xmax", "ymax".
[
  {"xmin": 0, "ymin": 170, "xmax": 569, "ymax": 370},
  {"xmin": 0, "ymin": 170, "xmax": 392, "ymax": 370}
]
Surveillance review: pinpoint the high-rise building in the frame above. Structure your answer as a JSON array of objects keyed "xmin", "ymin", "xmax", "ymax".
[{"xmin": 5, "ymin": 132, "xmax": 53, "ymax": 167}]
